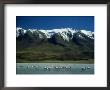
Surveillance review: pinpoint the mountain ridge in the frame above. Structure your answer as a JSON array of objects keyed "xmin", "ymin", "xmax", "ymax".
[
  {"xmin": 16, "ymin": 27, "xmax": 94, "ymax": 41},
  {"xmin": 16, "ymin": 27, "xmax": 94, "ymax": 62}
]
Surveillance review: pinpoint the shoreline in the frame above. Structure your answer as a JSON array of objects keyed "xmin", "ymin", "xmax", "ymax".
[{"xmin": 16, "ymin": 60, "xmax": 94, "ymax": 64}]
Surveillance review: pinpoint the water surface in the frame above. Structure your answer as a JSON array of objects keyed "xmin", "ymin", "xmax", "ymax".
[{"xmin": 16, "ymin": 63, "xmax": 94, "ymax": 74}]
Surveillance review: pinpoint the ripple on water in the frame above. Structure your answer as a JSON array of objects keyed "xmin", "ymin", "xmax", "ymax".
[{"xmin": 16, "ymin": 63, "xmax": 94, "ymax": 74}]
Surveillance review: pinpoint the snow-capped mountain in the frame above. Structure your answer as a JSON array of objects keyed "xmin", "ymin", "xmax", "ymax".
[
  {"xmin": 16, "ymin": 27, "xmax": 94, "ymax": 61},
  {"xmin": 16, "ymin": 27, "xmax": 94, "ymax": 41}
]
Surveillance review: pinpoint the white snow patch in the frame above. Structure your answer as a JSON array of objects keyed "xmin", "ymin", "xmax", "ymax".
[
  {"xmin": 16, "ymin": 27, "xmax": 94, "ymax": 40},
  {"xmin": 80, "ymin": 30, "xmax": 94, "ymax": 39},
  {"xmin": 39, "ymin": 34, "xmax": 43, "ymax": 38},
  {"xmin": 78, "ymin": 34, "xmax": 84, "ymax": 39}
]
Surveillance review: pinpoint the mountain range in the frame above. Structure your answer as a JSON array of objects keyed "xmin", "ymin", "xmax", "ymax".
[
  {"xmin": 16, "ymin": 27, "xmax": 94, "ymax": 62},
  {"xmin": 17, "ymin": 27, "xmax": 94, "ymax": 39}
]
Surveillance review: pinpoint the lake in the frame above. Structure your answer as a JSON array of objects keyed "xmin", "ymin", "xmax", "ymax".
[{"xmin": 16, "ymin": 63, "xmax": 94, "ymax": 74}]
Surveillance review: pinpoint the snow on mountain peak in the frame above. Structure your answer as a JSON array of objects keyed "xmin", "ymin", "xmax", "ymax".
[
  {"xmin": 38, "ymin": 28, "xmax": 78, "ymax": 41},
  {"xmin": 81, "ymin": 30, "xmax": 93, "ymax": 36},
  {"xmin": 80, "ymin": 30, "xmax": 94, "ymax": 39},
  {"xmin": 16, "ymin": 27, "xmax": 27, "ymax": 37},
  {"xmin": 16, "ymin": 27, "xmax": 94, "ymax": 41}
]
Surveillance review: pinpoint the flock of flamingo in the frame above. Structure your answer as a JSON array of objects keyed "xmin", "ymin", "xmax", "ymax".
[{"xmin": 18, "ymin": 65, "xmax": 91, "ymax": 72}]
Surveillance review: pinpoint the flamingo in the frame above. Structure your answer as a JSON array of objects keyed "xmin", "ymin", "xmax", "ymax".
[
  {"xmin": 81, "ymin": 67, "xmax": 86, "ymax": 71},
  {"xmin": 87, "ymin": 67, "xmax": 90, "ymax": 69}
]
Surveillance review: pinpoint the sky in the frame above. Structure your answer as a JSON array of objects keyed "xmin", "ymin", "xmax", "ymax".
[{"xmin": 16, "ymin": 16, "xmax": 94, "ymax": 31}]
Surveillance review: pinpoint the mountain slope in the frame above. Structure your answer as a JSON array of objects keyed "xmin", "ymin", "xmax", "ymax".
[{"xmin": 16, "ymin": 27, "xmax": 94, "ymax": 62}]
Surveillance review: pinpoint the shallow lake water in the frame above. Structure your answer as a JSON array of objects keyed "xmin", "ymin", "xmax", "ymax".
[{"xmin": 16, "ymin": 63, "xmax": 94, "ymax": 74}]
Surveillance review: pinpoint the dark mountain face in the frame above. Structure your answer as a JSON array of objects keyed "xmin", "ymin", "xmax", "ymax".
[
  {"xmin": 48, "ymin": 33, "xmax": 68, "ymax": 47},
  {"xmin": 16, "ymin": 28, "xmax": 94, "ymax": 62}
]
